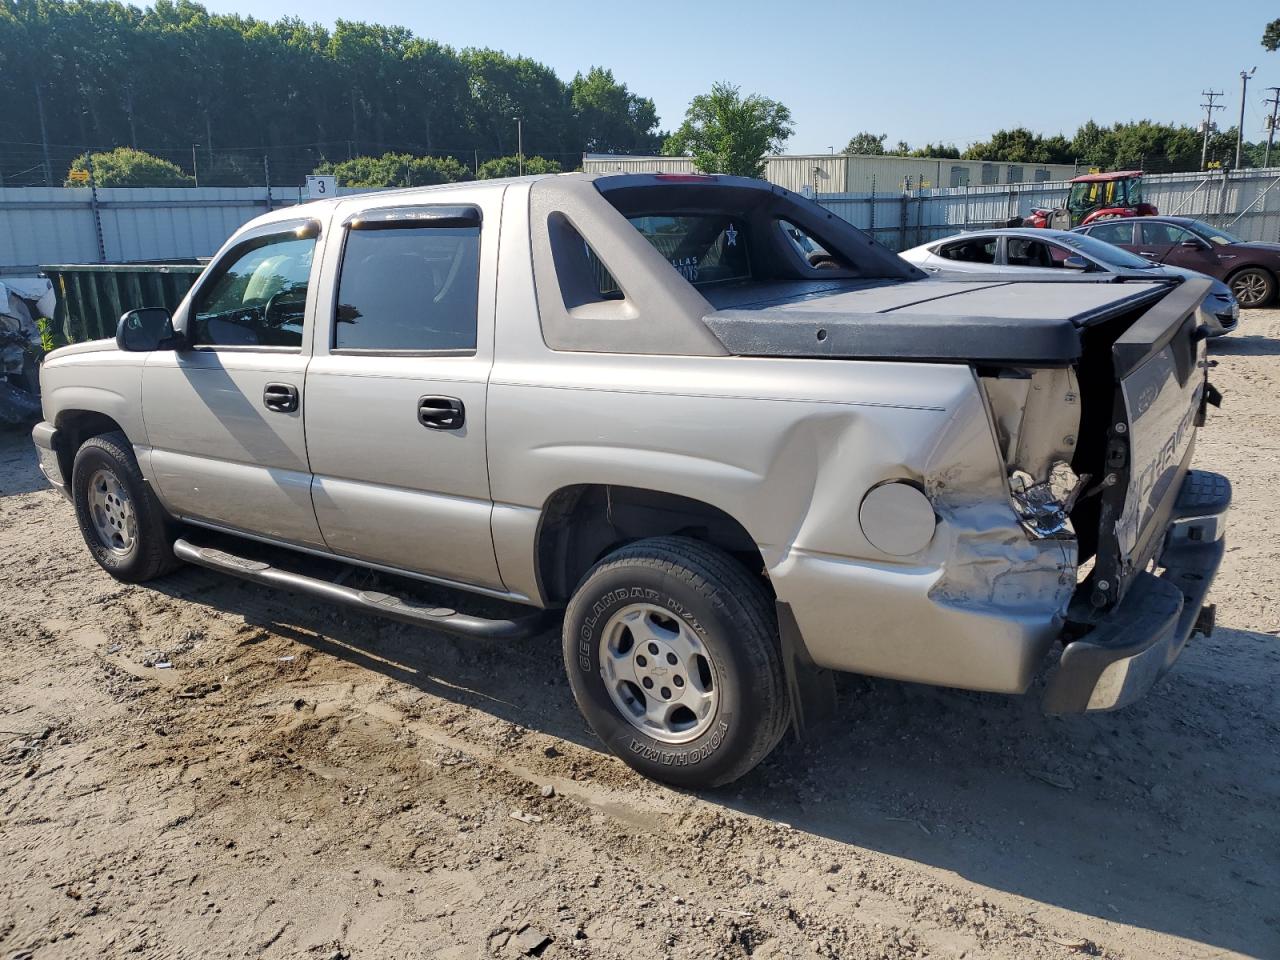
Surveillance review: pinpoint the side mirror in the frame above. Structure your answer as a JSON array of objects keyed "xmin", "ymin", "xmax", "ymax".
[
  {"xmin": 116, "ymin": 307, "xmax": 182, "ymax": 352},
  {"xmin": 1062, "ymin": 255, "xmax": 1090, "ymax": 270},
  {"xmin": 1180, "ymin": 239, "xmax": 1207, "ymax": 249}
]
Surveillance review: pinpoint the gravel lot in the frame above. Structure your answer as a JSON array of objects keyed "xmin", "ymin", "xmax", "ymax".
[{"xmin": 1, "ymin": 312, "xmax": 1277, "ymax": 960}]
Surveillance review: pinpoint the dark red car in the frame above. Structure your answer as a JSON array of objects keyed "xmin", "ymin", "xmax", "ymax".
[{"xmin": 1075, "ymin": 216, "xmax": 1280, "ymax": 307}]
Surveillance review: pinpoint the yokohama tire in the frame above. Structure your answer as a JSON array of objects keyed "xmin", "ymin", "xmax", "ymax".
[
  {"xmin": 70, "ymin": 431, "xmax": 178, "ymax": 583},
  {"xmin": 562, "ymin": 536, "xmax": 790, "ymax": 789}
]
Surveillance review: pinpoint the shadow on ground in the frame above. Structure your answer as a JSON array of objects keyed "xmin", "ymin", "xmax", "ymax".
[
  {"xmin": 1210, "ymin": 334, "xmax": 1280, "ymax": 356},
  {"xmin": 153, "ymin": 543, "xmax": 1280, "ymax": 960}
]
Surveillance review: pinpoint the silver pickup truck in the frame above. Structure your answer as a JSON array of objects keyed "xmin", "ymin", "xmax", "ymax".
[{"xmin": 31, "ymin": 173, "xmax": 1229, "ymax": 787}]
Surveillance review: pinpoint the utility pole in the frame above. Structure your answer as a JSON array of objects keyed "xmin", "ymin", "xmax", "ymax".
[
  {"xmin": 1264, "ymin": 87, "xmax": 1280, "ymax": 168},
  {"xmin": 1201, "ymin": 90, "xmax": 1224, "ymax": 169},
  {"xmin": 513, "ymin": 117, "xmax": 524, "ymax": 175},
  {"xmin": 1237, "ymin": 67, "xmax": 1256, "ymax": 169},
  {"xmin": 191, "ymin": 143, "xmax": 200, "ymax": 187}
]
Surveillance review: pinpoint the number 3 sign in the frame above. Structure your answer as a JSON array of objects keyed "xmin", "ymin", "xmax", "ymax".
[{"xmin": 305, "ymin": 175, "xmax": 336, "ymax": 200}]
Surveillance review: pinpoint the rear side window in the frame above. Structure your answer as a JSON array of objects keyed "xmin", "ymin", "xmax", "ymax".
[
  {"xmin": 334, "ymin": 225, "xmax": 480, "ymax": 352},
  {"xmin": 936, "ymin": 237, "xmax": 996, "ymax": 264},
  {"xmin": 1084, "ymin": 221, "xmax": 1135, "ymax": 246}
]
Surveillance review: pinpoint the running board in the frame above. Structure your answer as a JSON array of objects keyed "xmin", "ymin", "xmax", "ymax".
[{"xmin": 172, "ymin": 539, "xmax": 556, "ymax": 640}]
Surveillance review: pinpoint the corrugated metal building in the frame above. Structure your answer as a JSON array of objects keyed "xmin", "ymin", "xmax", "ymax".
[{"xmin": 582, "ymin": 153, "xmax": 1081, "ymax": 192}]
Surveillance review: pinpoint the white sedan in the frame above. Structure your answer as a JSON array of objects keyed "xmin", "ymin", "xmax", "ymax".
[{"xmin": 900, "ymin": 227, "xmax": 1238, "ymax": 335}]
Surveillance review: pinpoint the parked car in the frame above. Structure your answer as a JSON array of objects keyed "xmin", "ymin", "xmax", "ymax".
[
  {"xmin": 32, "ymin": 173, "xmax": 1229, "ymax": 788},
  {"xmin": 900, "ymin": 228, "xmax": 1238, "ymax": 336},
  {"xmin": 1074, "ymin": 216, "xmax": 1280, "ymax": 308}
]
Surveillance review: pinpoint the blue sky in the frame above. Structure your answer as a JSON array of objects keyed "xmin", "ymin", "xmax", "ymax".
[{"xmin": 205, "ymin": 0, "xmax": 1280, "ymax": 153}]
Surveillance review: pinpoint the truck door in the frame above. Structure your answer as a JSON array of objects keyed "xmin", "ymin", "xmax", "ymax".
[
  {"xmin": 143, "ymin": 218, "xmax": 326, "ymax": 547},
  {"xmin": 303, "ymin": 194, "xmax": 504, "ymax": 590}
]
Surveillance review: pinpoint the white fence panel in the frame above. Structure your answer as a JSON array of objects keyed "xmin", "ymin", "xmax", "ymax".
[{"xmin": 7, "ymin": 172, "xmax": 1280, "ymax": 273}]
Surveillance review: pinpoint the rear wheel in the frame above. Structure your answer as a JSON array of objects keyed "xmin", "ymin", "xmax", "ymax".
[
  {"xmin": 71, "ymin": 431, "xmax": 177, "ymax": 582},
  {"xmin": 562, "ymin": 536, "xmax": 789, "ymax": 788},
  {"xmin": 1228, "ymin": 267, "xmax": 1275, "ymax": 308}
]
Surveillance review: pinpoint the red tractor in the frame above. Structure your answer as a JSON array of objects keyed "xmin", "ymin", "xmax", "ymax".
[{"xmin": 1022, "ymin": 170, "xmax": 1157, "ymax": 229}]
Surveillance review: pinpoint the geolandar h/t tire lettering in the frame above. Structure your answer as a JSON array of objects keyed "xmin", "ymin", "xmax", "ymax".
[
  {"xmin": 562, "ymin": 536, "xmax": 790, "ymax": 788},
  {"xmin": 70, "ymin": 431, "xmax": 178, "ymax": 583}
]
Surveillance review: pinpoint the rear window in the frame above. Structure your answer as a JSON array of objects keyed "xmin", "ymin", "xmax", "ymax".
[{"xmin": 626, "ymin": 214, "xmax": 750, "ymax": 286}]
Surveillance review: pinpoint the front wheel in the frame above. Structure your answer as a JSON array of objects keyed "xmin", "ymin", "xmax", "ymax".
[
  {"xmin": 70, "ymin": 431, "xmax": 178, "ymax": 582},
  {"xmin": 562, "ymin": 537, "xmax": 790, "ymax": 788},
  {"xmin": 1228, "ymin": 267, "xmax": 1275, "ymax": 308}
]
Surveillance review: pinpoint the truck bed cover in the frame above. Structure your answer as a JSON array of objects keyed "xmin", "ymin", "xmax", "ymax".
[{"xmin": 702, "ymin": 278, "xmax": 1170, "ymax": 366}]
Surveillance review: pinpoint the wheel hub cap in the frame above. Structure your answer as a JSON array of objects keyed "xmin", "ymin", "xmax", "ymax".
[
  {"xmin": 1233, "ymin": 273, "xmax": 1267, "ymax": 305},
  {"xmin": 87, "ymin": 468, "xmax": 136, "ymax": 555},
  {"xmin": 599, "ymin": 602, "xmax": 720, "ymax": 745}
]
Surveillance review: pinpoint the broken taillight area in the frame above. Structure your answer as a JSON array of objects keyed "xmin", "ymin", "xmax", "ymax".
[{"xmin": 1008, "ymin": 461, "xmax": 1089, "ymax": 540}]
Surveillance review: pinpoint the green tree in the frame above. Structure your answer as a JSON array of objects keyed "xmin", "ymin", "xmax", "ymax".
[
  {"xmin": 1263, "ymin": 17, "xmax": 1280, "ymax": 50},
  {"xmin": 907, "ymin": 142, "xmax": 961, "ymax": 159},
  {"xmin": 65, "ymin": 147, "xmax": 192, "ymax": 186},
  {"xmin": 843, "ymin": 131, "xmax": 886, "ymax": 155},
  {"xmin": 476, "ymin": 155, "xmax": 562, "ymax": 179},
  {"xmin": 663, "ymin": 82, "xmax": 792, "ymax": 178},
  {"xmin": 315, "ymin": 152, "xmax": 470, "ymax": 187},
  {"xmin": 569, "ymin": 67, "xmax": 661, "ymax": 154},
  {"xmin": 0, "ymin": 1, "xmax": 668, "ymax": 187},
  {"xmin": 963, "ymin": 127, "xmax": 1074, "ymax": 164}
]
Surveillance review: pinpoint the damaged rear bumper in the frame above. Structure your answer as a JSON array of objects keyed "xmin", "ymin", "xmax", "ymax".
[{"xmin": 1043, "ymin": 470, "xmax": 1230, "ymax": 714}]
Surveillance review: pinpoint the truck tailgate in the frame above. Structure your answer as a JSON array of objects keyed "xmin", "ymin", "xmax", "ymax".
[{"xmin": 1095, "ymin": 277, "xmax": 1213, "ymax": 604}]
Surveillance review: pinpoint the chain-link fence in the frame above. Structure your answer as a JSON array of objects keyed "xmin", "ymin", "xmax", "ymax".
[
  {"xmin": 816, "ymin": 167, "xmax": 1280, "ymax": 251},
  {"xmin": 0, "ymin": 140, "xmax": 586, "ymax": 190}
]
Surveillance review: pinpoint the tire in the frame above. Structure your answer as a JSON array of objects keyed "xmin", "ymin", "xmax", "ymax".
[
  {"xmin": 562, "ymin": 536, "xmax": 790, "ymax": 788},
  {"xmin": 1228, "ymin": 267, "xmax": 1275, "ymax": 308},
  {"xmin": 70, "ymin": 431, "xmax": 178, "ymax": 582}
]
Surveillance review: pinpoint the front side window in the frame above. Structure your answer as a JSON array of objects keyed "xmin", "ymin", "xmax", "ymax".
[
  {"xmin": 1139, "ymin": 222, "xmax": 1193, "ymax": 246},
  {"xmin": 191, "ymin": 233, "xmax": 315, "ymax": 347},
  {"xmin": 1005, "ymin": 237, "xmax": 1056, "ymax": 267},
  {"xmin": 335, "ymin": 225, "xmax": 480, "ymax": 352}
]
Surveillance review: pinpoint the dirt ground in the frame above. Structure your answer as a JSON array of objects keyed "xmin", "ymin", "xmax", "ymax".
[{"xmin": 1, "ymin": 314, "xmax": 1277, "ymax": 960}]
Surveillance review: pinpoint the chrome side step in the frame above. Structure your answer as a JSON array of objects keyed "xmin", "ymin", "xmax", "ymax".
[{"xmin": 172, "ymin": 539, "xmax": 556, "ymax": 640}]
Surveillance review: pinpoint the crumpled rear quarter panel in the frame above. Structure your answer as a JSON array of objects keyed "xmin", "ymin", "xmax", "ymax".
[{"xmin": 487, "ymin": 354, "xmax": 1073, "ymax": 693}]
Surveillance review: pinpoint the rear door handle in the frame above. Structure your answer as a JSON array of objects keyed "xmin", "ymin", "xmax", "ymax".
[
  {"xmin": 418, "ymin": 395, "xmax": 465, "ymax": 430},
  {"xmin": 1138, "ymin": 251, "xmax": 1157, "ymax": 257},
  {"xmin": 263, "ymin": 382, "xmax": 299, "ymax": 413}
]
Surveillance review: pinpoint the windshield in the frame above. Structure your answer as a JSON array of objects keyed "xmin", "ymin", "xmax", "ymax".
[
  {"xmin": 1057, "ymin": 232, "xmax": 1155, "ymax": 269},
  {"xmin": 1186, "ymin": 220, "xmax": 1241, "ymax": 246},
  {"xmin": 1067, "ymin": 176, "xmax": 1141, "ymax": 213}
]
